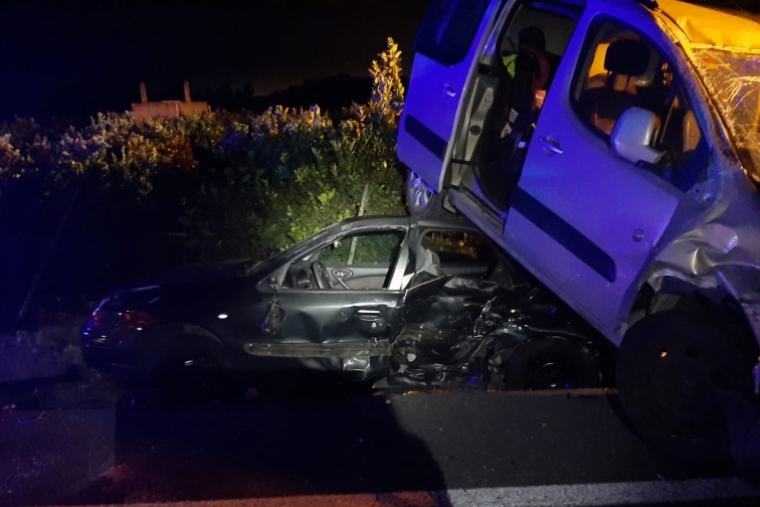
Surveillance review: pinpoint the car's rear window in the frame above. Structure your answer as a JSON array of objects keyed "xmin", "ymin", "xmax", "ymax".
[{"xmin": 421, "ymin": 230, "xmax": 496, "ymax": 266}]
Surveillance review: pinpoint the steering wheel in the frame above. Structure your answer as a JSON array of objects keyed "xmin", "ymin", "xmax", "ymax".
[{"xmin": 311, "ymin": 261, "xmax": 332, "ymax": 290}]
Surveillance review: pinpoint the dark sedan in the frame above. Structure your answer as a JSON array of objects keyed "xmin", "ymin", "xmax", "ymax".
[
  {"xmin": 81, "ymin": 216, "xmax": 513, "ymax": 383},
  {"xmin": 83, "ymin": 215, "xmax": 601, "ymax": 392}
]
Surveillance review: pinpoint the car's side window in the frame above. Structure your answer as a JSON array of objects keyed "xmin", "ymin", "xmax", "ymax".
[
  {"xmin": 415, "ymin": 0, "xmax": 491, "ymax": 66},
  {"xmin": 571, "ymin": 18, "xmax": 709, "ymax": 191},
  {"xmin": 319, "ymin": 232, "xmax": 403, "ymax": 268},
  {"xmin": 281, "ymin": 231, "xmax": 404, "ymax": 291},
  {"xmin": 282, "ymin": 231, "xmax": 404, "ymax": 290},
  {"xmin": 416, "ymin": 230, "xmax": 497, "ymax": 283}
]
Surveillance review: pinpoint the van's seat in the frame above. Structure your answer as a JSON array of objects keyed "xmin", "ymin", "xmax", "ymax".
[{"xmin": 578, "ymin": 38, "xmax": 654, "ymax": 135}]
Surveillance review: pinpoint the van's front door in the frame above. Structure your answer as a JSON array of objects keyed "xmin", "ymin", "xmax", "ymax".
[
  {"xmin": 397, "ymin": 0, "xmax": 500, "ymax": 193},
  {"xmin": 503, "ymin": 7, "xmax": 700, "ymax": 342}
]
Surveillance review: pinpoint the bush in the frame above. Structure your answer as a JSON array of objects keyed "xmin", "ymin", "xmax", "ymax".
[{"xmin": 182, "ymin": 38, "xmax": 407, "ymax": 259}]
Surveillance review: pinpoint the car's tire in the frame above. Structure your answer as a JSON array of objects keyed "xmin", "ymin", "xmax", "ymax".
[
  {"xmin": 405, "ymin": 170, "xmax": 451, "ymax": 218},
  {"xmin": 504, "ymin": 337, "xmax": 600, "ymax": 390},
  {"xmin": 147, "ymin": 351, "xmax": 223, "ymax": 399},
  {"xmin": 616, "ymin": 308, "xmax": 757, "ymax": 465}
]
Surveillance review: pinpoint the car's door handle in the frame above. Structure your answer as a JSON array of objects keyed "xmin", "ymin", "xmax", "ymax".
[
  {"xmin": 332, "ymin": 268, "xmax": 353, "ymax": 289},
  {"xmin": 333, "ymin": 269, "xmax": 353, "ymax": 279},
  {"xmin": 356, "ymin": 308, "xmax": 384, "ymax": 322},
  {"xmin": 538, "ymin": 136, "xmax": 564, "ymax": 155},
  {"xmin": 443, "ymin": 84, "xmax": 457, "ymax": 98}
]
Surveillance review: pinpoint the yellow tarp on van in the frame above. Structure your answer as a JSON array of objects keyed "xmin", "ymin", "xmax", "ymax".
[{"xmin": 658, "ymin": 0, "xmax": 760, "ymax": 50}]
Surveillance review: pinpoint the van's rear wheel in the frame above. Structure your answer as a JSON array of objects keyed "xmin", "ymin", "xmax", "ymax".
[
  {"xmin": 616, "ymin": 309, "xmax": 756, "ymax": 465},
  {"xmin": 406, "ymin": 170, "xmax": 450, "ymax": 218}
]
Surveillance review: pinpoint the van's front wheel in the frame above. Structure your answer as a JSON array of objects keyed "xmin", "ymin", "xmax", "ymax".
[
  {"xmin": 616, "ymin": 309, "xmax": 756, "ymax": 465},
  {"xmin": 406, "ymin": 170, "xmax": 450, "ymax": 218}
]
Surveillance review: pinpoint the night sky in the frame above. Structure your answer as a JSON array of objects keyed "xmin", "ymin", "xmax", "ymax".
[{"xmin": 0, "ymin": 0, "xmax": 431, "ymax": 120}]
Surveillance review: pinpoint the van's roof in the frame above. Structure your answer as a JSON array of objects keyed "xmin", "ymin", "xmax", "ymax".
[{"xmin": 656, "ymin": 0, "xmax": 760, "ymax": 50}]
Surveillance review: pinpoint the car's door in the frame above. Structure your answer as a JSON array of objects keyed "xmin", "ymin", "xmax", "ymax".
[
  {"xmin": 244, "ymin": 228, "xmax": 410, "ymax": 371},
  {"xmin": 397, "ymin": 0, "xmax": 500, "ymax": 192},
  {"xmin": 503, "ymin": 5, "xmax": 711, "ymax": 339}
]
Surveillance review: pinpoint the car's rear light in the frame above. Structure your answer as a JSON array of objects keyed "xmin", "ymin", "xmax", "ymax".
[
  {"xmin": 88, "ymin": 309, "xmax": 156, "ymax": 333},
  {"xmin": 121, "ymin": 310, "xmax": 154, "ymax": 329}
]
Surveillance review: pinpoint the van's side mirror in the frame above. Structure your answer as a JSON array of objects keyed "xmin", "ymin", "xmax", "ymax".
[{"xmin": 610, "ymin": 107, "xmax": 665, "ymax": 166}]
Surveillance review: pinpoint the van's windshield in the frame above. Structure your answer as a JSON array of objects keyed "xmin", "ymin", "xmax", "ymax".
[{"xmin": 690, "ymin": 46, "xmax": 760, "ymax": 180}]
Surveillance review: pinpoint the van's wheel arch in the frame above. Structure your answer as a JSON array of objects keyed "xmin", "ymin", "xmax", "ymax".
[
  {"xmin": 405, "ymin": 170, "xmax": 451, "ymax": 218},
  {"xmin": 616, "ymin": 300, "xmax": 758, "ymax": 465}
]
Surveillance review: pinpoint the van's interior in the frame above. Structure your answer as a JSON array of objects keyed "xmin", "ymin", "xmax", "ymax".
[
  {"xmin": 448, "ymin": 1, "xmax": 708, "ymax": 215},
  {"xmin": 449, "ymin": 2, "xmax": 579, "ymax": 212}
]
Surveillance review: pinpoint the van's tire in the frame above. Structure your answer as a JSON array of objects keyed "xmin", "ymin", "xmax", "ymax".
[
  {"xmin": 504, "ymin": 337, "xmax": 600, "ymax": 390},
  {"xmin": 406, "ymin": 170, "xmax": 450, "ymax": 218},
  {"xmin": 616, "ymin": 309, "xmax": 756, "ymax": 465}
]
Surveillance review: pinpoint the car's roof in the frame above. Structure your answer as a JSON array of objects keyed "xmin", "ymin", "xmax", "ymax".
[
  {"xmin": 339, "ymin": 215, "xmax": 478, "ymax": 230},
  {"xmin": 655, "ymin": 0, "xmax": 760, "ymax": 51}
]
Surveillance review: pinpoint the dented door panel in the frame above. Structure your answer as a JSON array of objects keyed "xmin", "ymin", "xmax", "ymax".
[{"xmin": 247, "ymin": 290, "xmax": 402, "ymax": 374}]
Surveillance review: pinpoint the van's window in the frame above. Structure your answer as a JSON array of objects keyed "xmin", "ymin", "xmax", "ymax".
[
  {"xmin": 497, "ymin": 5, "xmax": 578, "ymax": 123},
  {"xmin": 499, "ymin": 5, "xmax": 578, "ymax": 81},
  {"xmin": 571, "ymin": 18, "xmax": 708, "ymax": 191},
  {"xmin": 415, "ymin": 0, "xmax": 491, "ymax": 66}
]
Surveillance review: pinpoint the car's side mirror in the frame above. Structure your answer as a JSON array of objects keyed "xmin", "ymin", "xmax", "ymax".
[{"xmin": 610, "ymin": 107, "xmax": 665, "ymax": 166}]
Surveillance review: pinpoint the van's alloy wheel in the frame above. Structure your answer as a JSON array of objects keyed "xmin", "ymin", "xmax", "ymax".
[
  {"xmin": 406, "ymin": 170, "xmax": 449, "ymax": 218},
  {"xmin": 616, "ymin": 309, "xmax": 755, "ymax": 465}
]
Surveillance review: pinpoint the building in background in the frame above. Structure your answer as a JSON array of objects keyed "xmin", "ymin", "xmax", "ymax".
[{"xmin": 131, "ymin": 81, "xmax": 209, "ymax": 120}]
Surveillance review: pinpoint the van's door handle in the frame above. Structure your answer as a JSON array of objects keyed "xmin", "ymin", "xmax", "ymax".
[
  {"xmin": 443, "ymin": 84, "xmax": 457, "ymax": 98},
  {"xmin": 539, "ymin": 136, "xmax": 564, "ymax": 154}
]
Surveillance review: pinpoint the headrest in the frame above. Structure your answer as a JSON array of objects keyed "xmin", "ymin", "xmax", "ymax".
[
  {"xmin": 604, "ymin": 39, "xmax": 651, "ymax": 77},
  {"xmin": 518, "ymin": 26, "xmax": 546, "ymax": 52}
]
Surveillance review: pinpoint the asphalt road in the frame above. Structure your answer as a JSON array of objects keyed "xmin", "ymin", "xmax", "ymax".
[{"xmin": 0, "ymin": 379, "xmax": 758, "ymax": 507}]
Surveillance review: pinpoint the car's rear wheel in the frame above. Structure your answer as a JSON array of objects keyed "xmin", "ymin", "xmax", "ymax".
[
  {"xmin": 616, "ymin": 308, "xmax": 757, "ymax": 465},
  {"xmin": 406, "ymin": 170, "xmax": 450, "ymax": 218},
  {"xmin": 504, "ymin": 338, "xmax": 600, "ymax": 390},
  {"xmin": 150, "ymin": 352, "xmax": 223, "ymax": 398}
]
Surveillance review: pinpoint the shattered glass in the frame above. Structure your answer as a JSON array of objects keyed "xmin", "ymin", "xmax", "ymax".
[{"xmin": 690, "ymin": 46, "xmax": 760, "ymax": 178}]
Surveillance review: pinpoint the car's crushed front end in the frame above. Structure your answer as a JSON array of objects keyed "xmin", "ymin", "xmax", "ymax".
[{"xmin": 377, "ymin": 276, "xmax": 600, "ymax": 391}]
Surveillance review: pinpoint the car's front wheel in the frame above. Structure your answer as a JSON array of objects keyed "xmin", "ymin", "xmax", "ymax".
[
  {"xmin": 503, "ymin": 338, "xmax": 600, "ymax": 390},
  {"xmin": 616, "ymin": 308, "xmax": 757, "ymax": 465},
  {"xmin": 405, "ymin": 170, "xmax": 450, "ymax": 218}
]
